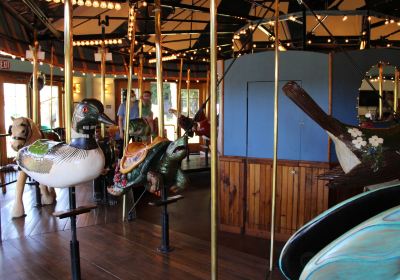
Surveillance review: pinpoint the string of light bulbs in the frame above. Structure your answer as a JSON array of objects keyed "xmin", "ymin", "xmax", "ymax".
[{"xmin": 45, "ymin": 0, "xmax": 122, "ymax": 10}]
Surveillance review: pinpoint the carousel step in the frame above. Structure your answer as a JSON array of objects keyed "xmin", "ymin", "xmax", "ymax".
[{"xmin": 53, "ymin": 204, "xmax": 97, "ymax": 219}]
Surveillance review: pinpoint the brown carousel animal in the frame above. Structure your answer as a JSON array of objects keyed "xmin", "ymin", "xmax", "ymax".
[
  {"xmin": 9, "ymin": 116, "xmax": 60, "ymax": 218},
  {"xmin": 169, "ymin": 101, "xmax": 210, "ymax": 138}
]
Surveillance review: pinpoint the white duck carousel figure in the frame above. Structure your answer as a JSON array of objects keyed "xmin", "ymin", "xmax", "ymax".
[{"xmin": 16, "ymin": 98, "xmax": 114, "ymax": 188}]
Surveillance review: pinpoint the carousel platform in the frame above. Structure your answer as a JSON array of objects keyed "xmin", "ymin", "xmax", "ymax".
[
  {"xmin": 0, "ymin": 172, "xmax": 285, "ymax": 279},
  {"xmin": 1, "ymin": 220, "xmax": 269, "ymax": 280}
]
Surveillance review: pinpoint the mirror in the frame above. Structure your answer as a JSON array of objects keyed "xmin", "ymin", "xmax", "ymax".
[{"xmin": 358, "ymin": 62, "xmax": 398, "ymax": 125}]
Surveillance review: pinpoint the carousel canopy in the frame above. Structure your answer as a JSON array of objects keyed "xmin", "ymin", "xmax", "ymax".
[{"xmin": 0, "ymin": 0, "xmax": 399, "ymax": 78}]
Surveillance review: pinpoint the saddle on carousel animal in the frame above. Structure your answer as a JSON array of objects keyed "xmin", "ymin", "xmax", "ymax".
[
  {"xmin": 9, "ymin": 116, "xmax": 61, "ymax": 218},
  {"xmin": 108, "ymin": 136, "xmax": 188, "ymax": 196},
  {"xmin": 16, "ymin": 98, "xmax": 114, "ymax": 189}
]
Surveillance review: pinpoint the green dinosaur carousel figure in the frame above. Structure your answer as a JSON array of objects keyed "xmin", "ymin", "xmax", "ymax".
[{"xmin": 108, "ymin": 136, "xmax": 189, "ymax": 196}]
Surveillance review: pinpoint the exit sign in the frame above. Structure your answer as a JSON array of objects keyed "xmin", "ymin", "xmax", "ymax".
[{"xmin": 0, "ymin": 60, "xmax": 11, "ymax": 70}]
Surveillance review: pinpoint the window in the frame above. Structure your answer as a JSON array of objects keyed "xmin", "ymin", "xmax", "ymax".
[
  {"xmin": 3, "ymin": 83, "xmax": 28, "ymax": 158},
  {"xmin": 181, "ymin": 89, "xmax": 200, "ymax": 118},
  {"xmin": 181, "ymin": 89, "xmax": 200, "ymax": 144},
  {"xmin": 150, "ymin": 82, "xmax": 178, "ymax": 140},
  {"xmin": 40, "ymin": 85, "xmax": 59, "ymax": 129}
]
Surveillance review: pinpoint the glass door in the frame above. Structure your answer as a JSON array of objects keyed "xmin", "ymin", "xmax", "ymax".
[{"xmin": 3, "ymin": 83, "xmax": 28, "ymax": 159}]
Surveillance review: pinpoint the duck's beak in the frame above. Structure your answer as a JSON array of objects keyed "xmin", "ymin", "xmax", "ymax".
[{"xmin": 98, "ymin": 112, "xmax": 115, "ymax": 125}]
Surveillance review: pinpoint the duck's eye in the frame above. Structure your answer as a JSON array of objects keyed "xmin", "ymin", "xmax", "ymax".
[{"xmin": 82, "ymin": 106, "xmax": 89, "ymax": 113}]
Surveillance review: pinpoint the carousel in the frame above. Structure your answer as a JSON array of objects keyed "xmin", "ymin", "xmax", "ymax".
[{"xmin": 0, "ymin": 0, "xmax": 399, "ymax": 280}]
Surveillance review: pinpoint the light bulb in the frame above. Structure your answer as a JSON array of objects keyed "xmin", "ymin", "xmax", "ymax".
[
  {"xmin": 115, "ymin": 3, "xmax": 121, "ymax": 10},
  {"xmin": 107, "ymin": 2, "xmax": 114, "ymax": 9},
  {"xmin": 100, "ymin": 1, "xmax": 107, "ymax": 8},
  {"xmin": 85, "ymin": 0, "xmax": 92, "ymax": 7},
  {"xmin": 92, "ymin": 0, "xmax": 99, "ymax": 7},
  {"xmin": 77, "ymin": 0, "xmax": 84, "ymax": 6}
]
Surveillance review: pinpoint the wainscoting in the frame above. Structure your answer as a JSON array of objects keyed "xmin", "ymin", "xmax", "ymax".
[{"xmin": 219, "ymin": 156, "xmax": 330, "ymax": 241}]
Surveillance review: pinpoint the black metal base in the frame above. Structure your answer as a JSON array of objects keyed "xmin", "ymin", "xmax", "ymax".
[
  {"xmin": 157, "ymin": 245, "xmax": 174, "ymax": 253},
  {"xmin": 53, "ymin": 187, "xmax": 96, "ymax": 280},
  {"xmin": 70, "ymin": 238, "xmax": 81, "ymax": 280}
]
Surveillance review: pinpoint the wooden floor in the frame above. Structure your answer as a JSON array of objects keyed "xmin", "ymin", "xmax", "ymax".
[{"xmin": 0, "ymin": 171, "xmax": 285, "ymax": 280}]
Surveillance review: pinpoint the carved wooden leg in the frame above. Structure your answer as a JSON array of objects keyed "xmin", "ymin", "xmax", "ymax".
[
  {"xmin": 40, "ymin": 184, "xmax": 56, "ymax": 205},
  {"xmin": 11, "ymin": 171, "xmax": 27, "ymax": 218}
]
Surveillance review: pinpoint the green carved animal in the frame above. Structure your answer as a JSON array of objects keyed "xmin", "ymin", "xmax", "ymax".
[{"xmin": 108, "ymin": 136, "xmax": 188, "ymax": 196}]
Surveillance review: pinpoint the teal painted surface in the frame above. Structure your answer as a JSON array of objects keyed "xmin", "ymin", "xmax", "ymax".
[
  {"xmin": 300, "ymin": 205, "xmax": 400, "ymax": 280},
  {"xmin": 224, "ymin": 51, "xmax": 329, "ymax": 161}
]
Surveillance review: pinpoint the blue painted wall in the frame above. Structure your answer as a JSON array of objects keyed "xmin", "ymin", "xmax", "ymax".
[
  {"xmin": 330, "ymin": 48, "xmax": 400, "ymax": 160},
  {"xmin": 224, "ymin": 51, "xmax": 329, "ymax": 162}
]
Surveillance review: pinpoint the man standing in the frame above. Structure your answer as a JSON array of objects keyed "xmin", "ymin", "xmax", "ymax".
[{"xmin": 117, "ymin": 89, "xmax": 139, "ymax": 140}]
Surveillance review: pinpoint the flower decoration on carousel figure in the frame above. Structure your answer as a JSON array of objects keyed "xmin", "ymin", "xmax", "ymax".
[{"xmin": 348, "ymin": 127, "xmax": 384, "ymax": 172}]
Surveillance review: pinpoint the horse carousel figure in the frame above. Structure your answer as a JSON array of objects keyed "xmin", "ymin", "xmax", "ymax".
[{"xmin": 9, "ymin": 117, "xmax": 60, "ymax": 218}]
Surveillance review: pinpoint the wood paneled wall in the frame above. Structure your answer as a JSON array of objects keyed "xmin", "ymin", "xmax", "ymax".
[
  {"xmin": 219, "ymin": 156, "xmax": 330, "ymax": 241},
  {"xmin": 219, "ymin": 156, "xmax": 245, "ymax": 233}
]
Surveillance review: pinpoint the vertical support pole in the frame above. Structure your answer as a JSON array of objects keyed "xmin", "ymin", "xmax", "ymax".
[
  {"xmin": 64, "ymin": 1, "xmax": 80, "ymax": 280},
  {"xmin": 154, "ymin": 0, "xmax": 164, "ymax": 138},
  {"xmin": 378, "ymin": 63, "xmax": 383, "ymax": 120},
  {"xmin": 302, "ymin": 7, "xmax": 307, "ymax": 50},
  {"xmin": 177, "ymin": 58, "xmax": 184, "ymax": 138},
  {"xmin": 206, "ymin": 70, "xmax": 211, "ymax": 119},
  {"xmin": 138, "ymin": 54, "xmax": 144, "ymax": 118},
  {"xmin": 158, "ymin": 183, "xmax": 171, "ymax": 253},
  {"xmin": 395, "ymin": 67, "xmax": 398, "ymax": 114},
  {"xmin": 69, "ymin": 187, "xmax": 81, "ymax": 280},
  {"xmin": 269, "ymin": 0, "xmax": 280, "ymax": 273},
  {"xmin": 100, "ymin": 25, "xmax": 106, "ymax": 138},
  {"xmin": 32, "ymin": 37, "xmax": 39, "ymax": 124},
  {"xmin": 64, "ymin": 0, "xmax": 73, "ymax": 144},
  {"xmin": 50, "ymin": 45, "xmax": 54, "ymax": 129},
  {"xmin": 122, "ymin": 10, "xmax": 137, "ymax": 222},
  {"xmin": 210, "ymin": 0, "xmax": 218, "ymax": 278},
  {"xmin": 186, "ymin": 68, "xmax": 191, "ymax": 161},
  {"xmin": 327, "ymin": 52, "xmax": 332, "ymax": 163},
  {"xmin": 186, "ymin": 69, "xmax": 191, "ymax": 116}
]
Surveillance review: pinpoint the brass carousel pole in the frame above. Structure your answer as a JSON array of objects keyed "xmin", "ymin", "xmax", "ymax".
[
  {"xmin": 185, "ymin": 68, "xmax": 191, "ymax": 161},
  {"xmin": 122, "ymin": 10, "xmax": 136, "ymax": 222},
  {"xmin": 378, "ymin": 63, "xmax": 383, "ymax": 120},
  {"xmin": 138, "ymin": 54, "xmax": 144, "ymax": 117},
  {"xmin": 269, "ymin": 0, "xmax": 280, "ymax": 273},
  {"xmin": 395, "ymin": 67, "xmax": 398, "ymax": 114},
  {"xmin": 100, "ymin": 25, "xmax": 106, "ymax": 138},
  {"xmin": 177, "ymin": 58, "xmax": 184, "ymax": 138},
  {"xmin": 32, "ymin": 35, "xmax": 39, "ymax": 124},
  {"xmin": 64, "ymin": 1, "xmax": 81, "ymax": 279},
  {"xmin": 50, "ymin": 45, "xmax": 54, "ymax": 129},
  {"xmin": 186, "ymin": 68, "xmax": 191, "ymax": 116},
  {"xmin": 155, "ymin": 0, "xmax": 164, "ymax": 137},
  {"xmin": 210, "ymin": 0, "xmax": 218, "ymax": 278},
  {"xmin": 64, "ymin": 3, "xmax": 73, "ymax": 144}
]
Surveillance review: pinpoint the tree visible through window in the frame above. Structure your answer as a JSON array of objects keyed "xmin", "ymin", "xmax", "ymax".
[{"xmin": 40, "ymin": 85, "xmax": 59, "ymax": 130}]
